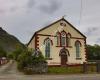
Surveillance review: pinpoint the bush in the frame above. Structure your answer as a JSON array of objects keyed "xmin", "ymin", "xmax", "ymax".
[
  {"xmin": 17, "ymin": 49, "xmax": 48, "ymax": 74},
  {"xmin": 13, "ymin": 47, "xmax": 24, "ymax": 60},
  {"xmin": 87, "ymin": 44, "xmax": 100, "ymax": 60},
  {"xmin": 17, "ymin": 49, "xmax": 32, "ymax": 70}
]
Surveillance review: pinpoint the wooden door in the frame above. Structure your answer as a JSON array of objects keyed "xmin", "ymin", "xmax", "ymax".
[{"xmin": 61, "ymin": 55, "xmax": 67, "ymax": 65}]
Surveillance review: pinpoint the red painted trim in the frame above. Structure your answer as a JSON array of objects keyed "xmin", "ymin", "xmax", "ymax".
[
  {"xmin": 36, "ymin": 34, "xmax": 85, "ymax": 40},
  {"xmin": 61, "ymin": 30, "xmax": 66, "ymax": 34},
  {"xmin": 59, "ymin": 47, "xmax": 70, "ymax": 56},
  {"xmin": 35, "ymin": 35, "xmax": 37, "ymax": 49},
  {"xmin": 84, "ymin": 38, "xmax": 87, "ymax": 62},
  {"xmin": 36, "ymin": 18, "xmax": 86, "ymax": 38},
  {"xmin": 75, "ymin": 40, "xmax": 82, "ymax": 47},
  {"xmin": 60, "ymin": 30, "xmax": 67, "ymax": 46},
  {"xmin": 27, "ymin": 18, "xmax": 86, "ymax": 46},
  {"xmin": 56, "ymin": 31, "xmax": 61, "ymax": 35},
  {"xmin": 44, "ymin": 37, "xmax": 53, "ymax": 45},
  {"xmin": 35, "ymin": 34, "xmax": 39, "ymax": 49},
  {"xmin": 37, "ymin": 34, "xmax": 56, "ymax": 37}
]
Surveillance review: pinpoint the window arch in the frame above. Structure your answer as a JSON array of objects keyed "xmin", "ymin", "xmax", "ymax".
[
  {"xmin": 75, "ymin": 41, "xmax": 81, "ymax": 58},
  {"xmin": 61, "ymin": 30, "xmax": 66, "ymax": 46},
  {"xmin": 44, "ymin": 38, "xmax": 52, "ymax": 58}
]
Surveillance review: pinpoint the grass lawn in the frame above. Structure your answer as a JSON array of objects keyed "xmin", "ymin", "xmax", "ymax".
[
  {"xmin": 48, "ymin": 66, "xmax": 82, "ymax": 74},
  {"xmin": 48, "ymin": 65, "xmax": 97, "ymax": 74}
]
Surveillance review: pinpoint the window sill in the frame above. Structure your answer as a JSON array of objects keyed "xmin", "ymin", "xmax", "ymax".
[
  {"xmin": 45, "ymin": 58, "xmax": 52, "ymax": 60},
  {"xmin": 76, "ymin": 58, "xmax": 82, "ymax": 60}
]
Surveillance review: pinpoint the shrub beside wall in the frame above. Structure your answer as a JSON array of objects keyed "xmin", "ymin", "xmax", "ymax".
[{"xmin": 17, "ymin": 49, "xmax": 48, "ymax": 74}]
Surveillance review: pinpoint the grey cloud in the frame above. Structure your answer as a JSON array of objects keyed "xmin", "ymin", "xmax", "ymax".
[
  {"xmin": 0, "ymin": 9, "xmax": 5, "ymax": 14},
  {"xmin": 39, "ymin": 0, "xmax": 62, "ymax": 14},
  {"xmin": 27, "ymin": 0, "xmax": 36, "ymax": 8},
  {"xmin": 85, "ymin": 27, "xmax": 98, "ymax": 36},
  {"xmin": 10, "ymin": 6, "xmax": 18, "ymax": 12},
  {"xmin": 96, "ymin": 38, "xmax": 100, "ymax": 43}
]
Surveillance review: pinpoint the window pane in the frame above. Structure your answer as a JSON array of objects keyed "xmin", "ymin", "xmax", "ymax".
[
  {"xmin": 61, "ymin": 37, "xmax": 66, "ymax": 46},
  {"xmin": 57, "ymin": 36, "xmax": 59, "ymax": 45},
  {"xmin": 76, "ymin": 43, "xmax": 80, "ymax": 58},
  {"xmin": 45, "ymin": 42, "xmax": 50, "ymax": 58}
]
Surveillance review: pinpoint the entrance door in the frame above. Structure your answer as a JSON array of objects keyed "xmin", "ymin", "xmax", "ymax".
[{"xmin": 61, "ymin": 55, "xmax": 67, "ymax": 65}]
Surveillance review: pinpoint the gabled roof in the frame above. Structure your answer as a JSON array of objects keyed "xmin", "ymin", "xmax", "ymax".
[{"xmin": 27, "ymin": 18, "xmax": 86, "ymax": 46}]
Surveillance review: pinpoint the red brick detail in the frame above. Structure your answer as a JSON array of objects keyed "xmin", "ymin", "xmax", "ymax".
[
  {"xmin": 84, "ymin": 38, "xmax": 87, "ymax": 62},
  {"xmin": 75, "ymin": 40, "xmax": 82, "ymax": 47},
  {"xmin": 44, "ymin": 37, "xmax": 53, "ymax": 45},
  {"xmin": 35, "ymin": 34, "xmax": 39, "ymax": 49},
  {"xmin": 37, "ymin": 34, "xmax": 84, "ymax": 40}
]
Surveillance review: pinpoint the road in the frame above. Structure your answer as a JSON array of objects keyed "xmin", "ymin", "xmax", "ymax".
[{"xmin": 0, "ymin": 60, "xmax": 100, "ymax": 80}]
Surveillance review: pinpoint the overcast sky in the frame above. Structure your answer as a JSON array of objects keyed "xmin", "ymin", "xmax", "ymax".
[{"xmin": 0, "ymin": 0, "xmax": 100, "ymax": 45}]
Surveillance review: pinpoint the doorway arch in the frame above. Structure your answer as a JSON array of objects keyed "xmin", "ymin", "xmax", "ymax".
[{"xmin": 59, "ymin": 48, "xmax": 70, "ymax": 65}]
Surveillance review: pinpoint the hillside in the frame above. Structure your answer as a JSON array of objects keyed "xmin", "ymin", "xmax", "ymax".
[{"xmin": 0, "ymin": 27, "xmax": 25, "ymax": 52}]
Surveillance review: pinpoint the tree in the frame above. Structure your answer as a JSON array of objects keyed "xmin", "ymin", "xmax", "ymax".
[
  {"xmin": 87, "ymin": 44, "xmax": 100, "ymax": 60},
  {"xmin": 17, "ymin": 48, "xmax": 47, "ymax": 74},
  {"xmin": 0, "ymin": 46, "xmax": 7, "ymax": 57}
]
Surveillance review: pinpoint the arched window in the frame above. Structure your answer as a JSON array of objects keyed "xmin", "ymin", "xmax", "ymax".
[
  {"xmin": 44, "ymin": 38, "xmax": 52, "ymax": 58},
  {"xmin": 75, "ymin": 41, "xmax": 81, "ymax": 58},
  {"xmin": 61, "ymin": 31, "xmax": 66, "ymax": 46},
  {"xmin": 67, "ymin": 33, "xmax": 71, "ymax": 46},
  {"xmin": 56, "ymin": 32, "xmax": 60, "ymax": 46},
  {"xmin": 45, "ymin": 41, "xmax": 50, "ymax": 58}
]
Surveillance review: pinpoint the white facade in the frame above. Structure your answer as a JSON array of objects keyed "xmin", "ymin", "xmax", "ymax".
[{"xmin": 28, "ymin": 18, "xmax": 87, "ymax": 66}]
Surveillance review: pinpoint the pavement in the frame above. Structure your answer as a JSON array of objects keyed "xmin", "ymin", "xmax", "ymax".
[{"xmin": 0, "ymin": 60, "xmax": 100, "ymax": 80}]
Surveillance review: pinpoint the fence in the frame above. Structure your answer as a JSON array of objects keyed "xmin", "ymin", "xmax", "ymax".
[
  {"xmin": 83, "ymin": 61, "xmax": 100, "ymax": 73},
  {"xmin": 48, "ymin": 61, "xmax": 100, "ymax": 74}
]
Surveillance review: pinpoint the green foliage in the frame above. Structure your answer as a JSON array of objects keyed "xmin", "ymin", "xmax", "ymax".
[
  {"xmin": 87, "ymin": 44, "xmax": 100, "ymax": 60},
  {"xmin": 17, "ymin": 49, "xmax": 33, "ymax": 70},
  {"xmin": 17, "ymin": 49, "xmax": 46, "ymax": 72},
  {"xmin": 48, "ymin": 66, "xmax": 96, "ymax": 74},
  {"xmin": 0, "ymin": 46, "xmax": 7, "ymax": 57},
  {"xmin": 7, "ymin": 52, "xmax": 13, "ymax": 59},
  {"xmin": 32, "ymin": 51, "xmax": 46, "ymax": 64},
  {"xmin": 48, "ymin": 67, "xmax": 82, "ymax": 74},
  {"xmin": 12, "ymin": 47, "xmax": 24, "ymax": 60}
]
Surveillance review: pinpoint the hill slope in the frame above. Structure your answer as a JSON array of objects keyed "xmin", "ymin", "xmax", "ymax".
[{"xmin": 0, "ymin": 27, "xmax": 25, "ymax": 52}]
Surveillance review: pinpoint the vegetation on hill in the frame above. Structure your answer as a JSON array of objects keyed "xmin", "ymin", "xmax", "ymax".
[{"xmin": 0, "ymin": 27, "xmax": 25, "ymax": 54}]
